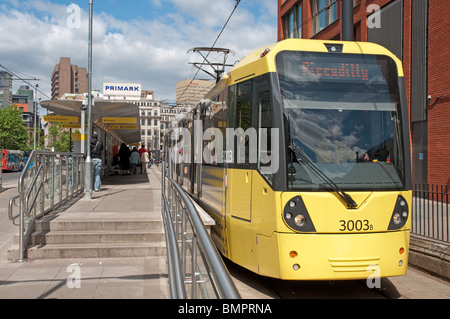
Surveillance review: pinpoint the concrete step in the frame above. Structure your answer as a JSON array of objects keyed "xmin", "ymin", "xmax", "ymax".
[
  {"xmin": 7, "ymin": 242, "xmax": 166, "ymax": 260},
  {"xmin": 8, "ymin": 214, "xmax": 166, "ymax": 260},
  {"xmin": 35, "ymin": 219, "xmax": 163, "ymax": 232},
  {"xmin": 31, "ymin": 230, "xmax": 165, "ymax": 245}
]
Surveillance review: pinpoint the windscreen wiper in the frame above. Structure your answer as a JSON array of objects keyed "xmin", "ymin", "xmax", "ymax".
[{"xmin": 289, "ymin": 143, "xmax": 358, "ymax": 209}]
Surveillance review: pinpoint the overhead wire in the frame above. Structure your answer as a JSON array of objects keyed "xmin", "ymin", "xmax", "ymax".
[
  {"xmin": 176, "ymin": 0, "xmax": 241, "ymax": 106},
  {"xmin": 0, "ymin": 64, "xmax": 51, "ymax": 100}
]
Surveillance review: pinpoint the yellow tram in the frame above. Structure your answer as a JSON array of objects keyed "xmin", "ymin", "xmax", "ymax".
[{"xmin": 172, "ymin": 39, "xmax": 412, "ymax": 280}]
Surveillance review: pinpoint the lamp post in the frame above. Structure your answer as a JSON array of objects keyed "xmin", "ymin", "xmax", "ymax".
[
  {"xmin": 84, "ymin": 0, "xmax": 93, "ymax": 199},
  {"xmin": 341, "ymin": 0, "xmax": 354, "ymax": 41},
  {"xmin": 33, "ymin": 83, "xmax": 39, "ymax": 151}
]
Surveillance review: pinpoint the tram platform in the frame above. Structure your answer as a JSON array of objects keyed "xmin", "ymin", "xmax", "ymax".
[{"xmin": 0, "ymin": 166, "xmax": 169, "ymax": 299}]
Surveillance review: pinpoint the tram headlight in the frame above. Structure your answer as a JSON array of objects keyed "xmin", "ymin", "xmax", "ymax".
[
  {"xmin": 283, "ymin": 196, "xmax": 316, "ymax": 233},
  {"xmin": 388, "ymin": 195, "xmax": 409, "ymax": 230},
  {"xmin": 294, "ymin": 214, "xmax": 306, "ymax": 227},
  {"xmin": 392, "ymin": 213, "xmax": 402, "ymax": 225}
]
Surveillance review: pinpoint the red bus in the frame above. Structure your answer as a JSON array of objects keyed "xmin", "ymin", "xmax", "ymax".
[{"xmin": 1, "ymin": 150, "xmax": 24, "ymax": 172}]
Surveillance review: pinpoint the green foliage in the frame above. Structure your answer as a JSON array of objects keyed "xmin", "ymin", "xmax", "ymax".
[
  {"xmin": 48, "ymin": 123, "xmax": 71, "ymax": 152},
  {"xmin": 0, "ymin": 105, "xmax": 28, "ymax": 150}
]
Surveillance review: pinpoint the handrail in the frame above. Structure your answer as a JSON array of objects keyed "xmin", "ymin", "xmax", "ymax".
[
  {"xmin": 169, "ymin": 180, "xmax": 240, "ymax": 299},
  {"xmin": 161, "ymin": 161, "xmax": 186, "ymax": 299},
  {"xmin": 24, "ymin": 163, "xmax": 44, "ymax": 217},
  {"xmin": 8, "ymin": 150, "xmax": 85, "ymax": 262},
  {"xmin": 8, "ymin": 195, "xmax": 20, "ymax": 225},
  {"xmin": 161, "ymin": 150, "xmax": 240, "ymax": 299}
]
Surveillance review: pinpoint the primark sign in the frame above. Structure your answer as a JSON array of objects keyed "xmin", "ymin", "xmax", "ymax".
[{"xmin": 103, "ymin": 82, "xmax": 141, "ymax": 96}]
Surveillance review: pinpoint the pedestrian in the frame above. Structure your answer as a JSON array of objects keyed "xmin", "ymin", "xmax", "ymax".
[
  {"xmin": 118, "ymin": 143, "xmax": 131, "ymax": 175},
  {"xmin": 130, "ymin": 147, "xmax": 140, "ymax": 175},
  {"xmin": 138, "ymin": 144, "xmax": 146, "ymax": 174},
  {"xmin": 91, "ymin": 131, "xmax": 103, "ymax": 192},
  {"xmin": 140, "ymin": 148, "xmax": 149, "ymax": 174},
  {"xmin": 148, "ymin": 152, "xmax": 153, "ymax": 168}
]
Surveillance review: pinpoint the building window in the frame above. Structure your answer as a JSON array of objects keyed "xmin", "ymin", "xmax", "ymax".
[
  {"xmin": 311, "ymin": 0, "xmax": 337, "ymax": 35},
  {"xmin": 284, "ymin": 3, "xmax": 302, "ymax": 39}
]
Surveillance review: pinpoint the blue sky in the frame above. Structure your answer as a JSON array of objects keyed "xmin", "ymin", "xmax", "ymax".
[{"xmin": 0, "ymin": 0, "xmax": 277, "ymax": 102}]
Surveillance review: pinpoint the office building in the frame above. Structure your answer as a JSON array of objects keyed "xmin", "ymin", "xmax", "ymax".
[
  {"xmin": 0, "ymin": 71, "xmax": 13, "ymax": 108},
  {"xmin": 51, "ymin": 57, "xmax": 88, "ymax": 100}
]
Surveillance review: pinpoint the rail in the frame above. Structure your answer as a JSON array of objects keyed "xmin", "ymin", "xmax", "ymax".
[
  {"xmin": 161, "ymin": 153, "xmax": 240, "ymax": 299},
  {"xmin": 412, "ymin": 183, "xmax": 449, "ymax": 243},
  {"xmin": 8, "ymin": 150, "xmax": 85, "ymax": 261}
]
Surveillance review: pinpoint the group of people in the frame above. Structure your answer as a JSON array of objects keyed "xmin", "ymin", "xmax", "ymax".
[
  {"xmin": 117, "ymin": 143, "xmax": 153, "ymax": 175},
  {"xmin": 90, "ymin": 132, "xmax": 155, "ymax": 193}
]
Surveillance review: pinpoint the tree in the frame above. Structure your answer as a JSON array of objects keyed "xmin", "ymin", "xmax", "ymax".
[
  {"xmin": 0, "ymin": 105, "xmax": 28, "ymax": 150},
  {"xmin": 47, "ymin": 123, "xmax": 71, "ymax": 152}
]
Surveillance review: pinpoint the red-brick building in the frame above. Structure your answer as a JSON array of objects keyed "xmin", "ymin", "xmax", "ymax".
[{"xmin": 278, "ymin": 0, "xmax": 450, "ymax": 187}]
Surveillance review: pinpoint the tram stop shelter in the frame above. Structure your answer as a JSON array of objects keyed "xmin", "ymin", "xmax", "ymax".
[{"xmin": 40, "ymin": 98, "xmax": 141, "ymax": 174}]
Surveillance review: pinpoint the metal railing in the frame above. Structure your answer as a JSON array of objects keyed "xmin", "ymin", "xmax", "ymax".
[
  {"xmin": 8, "ymin": 151, "xmax": 85, "ymax": 261},
  {"xmin": 161, "ymin": 154, "xmax": 240, "ymax": 299},
  {"xmin": 412, "ymin": 183, "xmax": 449, "ymax": 243}
]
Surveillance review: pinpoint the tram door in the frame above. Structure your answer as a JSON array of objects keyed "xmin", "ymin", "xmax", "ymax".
[{"xmin": 228, "ymin": 169, "xmax": 252, "ymax": 221}]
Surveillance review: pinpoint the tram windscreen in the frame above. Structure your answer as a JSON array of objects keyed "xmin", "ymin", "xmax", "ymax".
[{"xmin": 277, "ymin": 51, "xmax": 406, "ymax": 190}]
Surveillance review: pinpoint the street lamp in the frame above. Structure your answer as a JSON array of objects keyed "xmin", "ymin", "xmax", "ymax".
[
  {"xmin": 84, "ymin": 0, "xmax": 94, "ymax": 199},
  {"xmin": 34, "ymin": 83, "xmax": 39, "ymax": 150}
]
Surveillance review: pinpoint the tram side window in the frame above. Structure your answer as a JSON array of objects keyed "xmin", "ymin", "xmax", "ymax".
[
  {"xmin": 258, "ymin": 91, "xmax": 274, "ymax": 184},
  {"xmin": 236, "ymin": 80, "xmax": 253, "ymax": 166},
  {"xmin": 201, "ymin": 103, "xmax": 212, "ymax": 165}
]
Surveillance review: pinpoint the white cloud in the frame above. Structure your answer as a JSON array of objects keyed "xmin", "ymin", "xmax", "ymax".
[{"xmin": 1, "ymin": 0, "xmax": 277, "ymax": 102}]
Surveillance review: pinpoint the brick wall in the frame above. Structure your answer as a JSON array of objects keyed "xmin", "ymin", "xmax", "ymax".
[{"xmin": 427, "ymin": 1, "xmax": 450, "ymax": 186}]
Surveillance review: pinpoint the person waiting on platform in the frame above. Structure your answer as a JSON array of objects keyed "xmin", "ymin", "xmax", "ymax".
[
  {"xmin": 138, "ymin": 144, "xmax": 146, "ymax": 174},
  {"xmin": 130, "ymin": 147, "xmax": 140, "ymax": 175},
  {"xmin": 91, "ymin": 132, "xmax": 103, "ymax": 192},
  {"xmin": 140, "ymin": 148, "xmax": 150, "ymax": 174},
  {"xmin": 118, "ymin": 143, "xmax": 131, "ymax": 175}
]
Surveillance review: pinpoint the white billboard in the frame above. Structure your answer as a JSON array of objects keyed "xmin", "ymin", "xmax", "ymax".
[{"xmin": 103, "ymin": 82, "xmax": 142, "ymax": 97}]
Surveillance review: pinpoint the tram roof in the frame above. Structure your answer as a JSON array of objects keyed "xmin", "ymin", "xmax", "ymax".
[
  {"xmin": 40, "ymin": 99, "xmax": 141, "ymax": 144},
  {"xmin": 227, "ymin": 38, "xmax": 404, "ymax": 85}
]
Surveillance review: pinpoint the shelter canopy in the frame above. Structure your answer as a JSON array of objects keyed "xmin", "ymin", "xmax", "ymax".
[{"xmin": 41, "ymin": 99, "xmax": 141, "ymax": 144}]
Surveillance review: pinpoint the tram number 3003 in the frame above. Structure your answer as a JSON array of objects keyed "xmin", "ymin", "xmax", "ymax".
[{"xmin": 339, "ymin": 219, "xmax": 373, "ymax": 232}]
